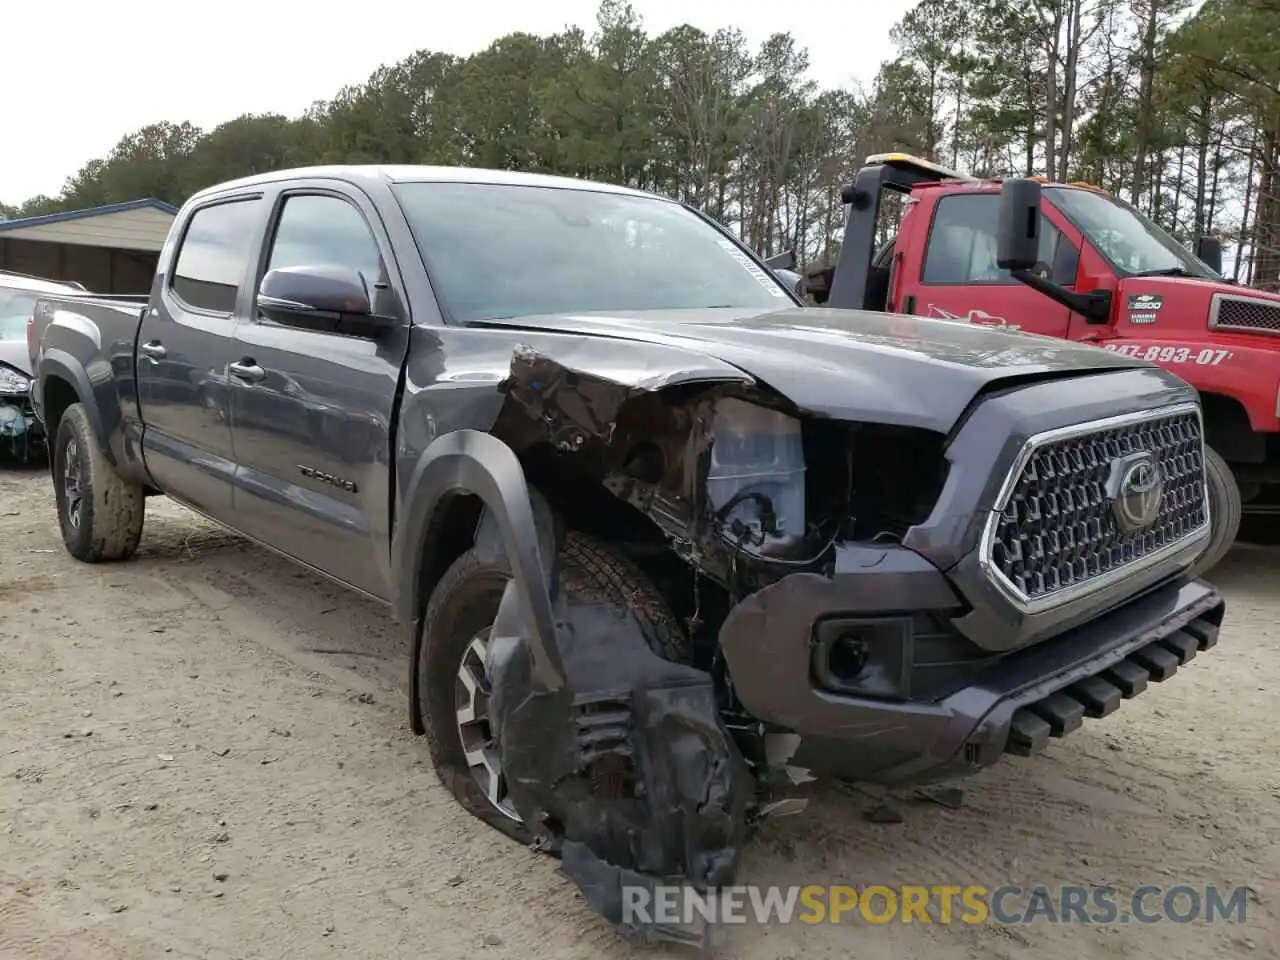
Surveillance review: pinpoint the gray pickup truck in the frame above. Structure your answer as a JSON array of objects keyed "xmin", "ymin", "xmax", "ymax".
[{"xmin": 29, "ymin": 165, "xmax": 1225, "ymax": 944}]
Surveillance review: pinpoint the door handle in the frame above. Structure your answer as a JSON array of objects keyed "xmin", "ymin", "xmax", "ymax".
[
  {"xmin": 228, "ymin": 360, "xmax": 266, "ymax": 383},
  {"xmin": 139, "ymin": 340, "xmax": 166, "ymax": 360}
]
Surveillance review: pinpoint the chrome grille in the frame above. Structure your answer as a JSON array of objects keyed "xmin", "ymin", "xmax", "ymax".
[
  {"xmin": 983, "ymin": 404, "xmax": 1208, "ymax": 607},
  {"xmin": 1210, "ymin": 293, "xmax": 1280, "ymax": 335}
]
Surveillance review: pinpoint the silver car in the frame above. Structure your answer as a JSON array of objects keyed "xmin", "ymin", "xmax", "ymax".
[{"xmin": 0, "ymin": 271, "xmax": 85, "ymax": 460}]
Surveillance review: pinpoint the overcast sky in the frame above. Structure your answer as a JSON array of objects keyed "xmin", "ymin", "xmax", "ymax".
[{"xmin": 2, "ymin": 0, "xmax": 912, "ymax": 207}]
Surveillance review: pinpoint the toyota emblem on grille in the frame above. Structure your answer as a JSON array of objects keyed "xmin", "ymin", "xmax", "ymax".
[{"xmin": 1106, "ymin": 452, "xmax": 1164, "ymax": 532}]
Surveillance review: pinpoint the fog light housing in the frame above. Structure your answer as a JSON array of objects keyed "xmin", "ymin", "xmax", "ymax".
[{"xmin": 811, "ymin": 616, "xmax": 914, "ymax": 700}]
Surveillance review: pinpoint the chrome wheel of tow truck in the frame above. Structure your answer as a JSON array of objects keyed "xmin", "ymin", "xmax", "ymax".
[{"xmin": 453, "ymin": 628, "xmax": 522, "ymax": 823}]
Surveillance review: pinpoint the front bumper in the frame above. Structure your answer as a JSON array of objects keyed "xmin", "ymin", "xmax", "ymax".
[{"xmin": 717, "ymin": 543, "xmax": 1225, "ymax": 785}]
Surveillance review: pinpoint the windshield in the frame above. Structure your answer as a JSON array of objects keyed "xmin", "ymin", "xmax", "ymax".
[
  {"xmin": 390, "ymin": 181, "xmax": 793, "ymax": 322},
  {"xmin": 1045, "ymin": 187, "xmax": 1219, "ymax": 279},
  {"xmin": 0, "ymin": 290, "xmax": 36, "ymax": 341}
]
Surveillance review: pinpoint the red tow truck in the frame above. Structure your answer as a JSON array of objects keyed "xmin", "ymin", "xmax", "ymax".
[{"xmin": 789, "ymin": 153, "xmax": 1280, "ymax": 575}]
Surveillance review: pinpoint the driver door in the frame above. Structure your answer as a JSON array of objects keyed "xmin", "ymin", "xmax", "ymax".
[{"xmin": 899, "ymin": 192, "xmax": 1079, "ymax": 339}]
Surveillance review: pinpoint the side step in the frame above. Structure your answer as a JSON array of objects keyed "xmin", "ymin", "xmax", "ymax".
[{"xmin": 1003, "ymin": 615, "xmax": 1219, "ymax": 758}]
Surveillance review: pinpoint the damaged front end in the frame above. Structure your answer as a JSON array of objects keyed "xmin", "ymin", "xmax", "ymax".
[
  {"xmin": 0, "ymin": 362, "xmax": 42, "ymax": 464},
  {"xmin": 484, "ymin": 576, "xmax": 748, "ymax": 947},
  {"xmin": 466, "ymin": 344, "xmax": 949, "ymax": 945}
]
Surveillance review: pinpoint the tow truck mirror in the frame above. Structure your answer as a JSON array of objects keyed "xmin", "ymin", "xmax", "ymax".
[
  {"xmin": 1195, "ymin": 236, "xmax": 1223, "ymax": 275},
  {"xmin": 764, "ymin": 249, "xmax": 797, "ymax": 272},
  {"xmin": 997, "ymin": 178, "xmax": 1043, "ymax": 273},
  {"xmin": 258, "ymin": 264, "xmax": 392, "ymax": 337}
]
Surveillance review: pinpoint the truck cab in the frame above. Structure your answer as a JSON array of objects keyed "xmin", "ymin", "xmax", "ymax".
[{"xmin": 805, "ymin": 153, "xmax": 1280, "ymax": 572}]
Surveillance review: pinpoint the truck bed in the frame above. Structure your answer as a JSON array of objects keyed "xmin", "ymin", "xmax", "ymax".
[{"xmin": 28, "ymin": 293, "xmax": 150, "ymax": 446}]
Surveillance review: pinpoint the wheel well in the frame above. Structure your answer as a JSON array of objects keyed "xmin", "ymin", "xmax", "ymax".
[
  {"xmin": 415, "ymin": 491, "xmax": 485, "ymax": 618},
  {"xmin": 411, "ymin": 445, "xmax": 665, "ymax": 614},
  {"xmin": 42, "ymin": 375, "xmax": 79, "ymax": 443},
  {"xmin": 1200, "ymin": 392, "xmax": 1265, "ymax": 464}
]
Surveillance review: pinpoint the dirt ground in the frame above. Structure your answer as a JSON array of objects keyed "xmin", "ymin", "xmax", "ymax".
[{"xmin": 1, "ymin": 464, "xmax": 1276, "ymax": 960}]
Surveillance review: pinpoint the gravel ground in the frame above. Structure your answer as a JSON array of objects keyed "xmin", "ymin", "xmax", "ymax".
[{"xmin": 1, "ymin": 464, "xmax": 1276, "ymax": 960}]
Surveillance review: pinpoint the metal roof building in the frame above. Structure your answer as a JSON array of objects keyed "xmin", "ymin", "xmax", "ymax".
[{"xmin": 0, "ymin": 198, "xmax": 178, "ymax": 293}]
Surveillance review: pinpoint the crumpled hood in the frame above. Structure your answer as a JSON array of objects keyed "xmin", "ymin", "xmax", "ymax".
[
  {"xmin": 472, "ymin": 306, "xmax": 1151, "ymax": 432},
  {"xmin": 0, "ymin": 339, "xmax": 32, "ymax": 379}
]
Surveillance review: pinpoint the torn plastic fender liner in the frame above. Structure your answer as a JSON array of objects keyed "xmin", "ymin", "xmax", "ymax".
[
  {"xmin": 485, "ymin": 581, "xmax": 749, "ymax": 944},
  {"xmin": 501, "ymin": 341, "xmax": 754, "ymax": 447},
  {"xmin": 397, "ymin": 429, "xmax": 566, "ymax": 728}
]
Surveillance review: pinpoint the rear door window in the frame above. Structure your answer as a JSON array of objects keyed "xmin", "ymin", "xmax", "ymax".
[{"xmin": 170, "ymin": 198, "xmax": 262, "ymax": 313}]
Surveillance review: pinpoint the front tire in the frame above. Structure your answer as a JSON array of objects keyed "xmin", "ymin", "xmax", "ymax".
[
  {"xmin": 416, "ymin": 532, "xmax": 689, "ymax": 844},
  {"xmin": 51, "ymin": 403, "xmax": 145, "ymax": 562},
  {"xmin": 1188, "ymin": 445, "xmax": 1241, "ymax": 579}
]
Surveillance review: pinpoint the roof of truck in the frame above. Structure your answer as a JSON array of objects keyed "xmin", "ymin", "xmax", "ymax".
[{"xmin": 191, "ymin": 165, "xmax": 660, "ymax": 204}]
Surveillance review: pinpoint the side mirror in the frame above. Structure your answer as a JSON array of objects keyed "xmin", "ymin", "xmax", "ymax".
[
  {"xmin": 997, "ymin": 178, "xmax": 1043, "ymax": 273},
  {"xmin": 257, "ymin": 264, "xmax": 392, "ymax": 337},
  {"xmin": 772, "ymin": 267, "xmax": 804, "ymax": 299},
  {"xmin": 764, "ymin": 249, "xmax": 797, "ymax": 272},
  {"xmin": 997, "ymin": 178, "xmax": 1113, "ymax": 324},
  {"xmin": 1195, "ymin": 236, "xmax": 1223, "ymax": 275}
]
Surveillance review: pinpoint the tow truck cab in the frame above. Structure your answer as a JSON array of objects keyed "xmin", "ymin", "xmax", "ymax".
[{"xmin": 803, "ymin": 153, "xmax": 1280, "ymax": 547}]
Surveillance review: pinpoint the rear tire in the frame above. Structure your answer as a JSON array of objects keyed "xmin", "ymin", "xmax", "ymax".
[
  {"xmin": 51, "ymin": 403, "xmax": 145, "ymax": 562},
  {"xmin": 416, "ymin": 531, "xmax": 689, "ymax": 844},
  {"xmin": 1188, "ymin": 446, "xmax": 1241, "ymax": 580}
]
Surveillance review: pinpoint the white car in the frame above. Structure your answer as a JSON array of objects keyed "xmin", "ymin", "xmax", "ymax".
[{"xmin": 0, "ymin": 271, "xmax": 86, "ymax": 460}]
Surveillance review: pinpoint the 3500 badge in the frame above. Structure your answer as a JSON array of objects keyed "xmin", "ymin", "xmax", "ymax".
[{"xmin": 1102, "ymin": 343, "xmax": 1233, "ymax": 365}]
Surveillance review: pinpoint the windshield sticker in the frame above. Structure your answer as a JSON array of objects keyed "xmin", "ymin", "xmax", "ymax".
[
  {"xmin": 1102, "ymin": 343, "xmax": 1232, "ymax": 365},
  {"xmin": 717, "ymin": 240, "xmax": 788, "ymax": 297}
]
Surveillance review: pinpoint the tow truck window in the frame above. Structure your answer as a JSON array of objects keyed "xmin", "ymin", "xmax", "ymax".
[
  {"xmin": 390, "ymin": 181, "xmax": 792, "ymax": 323},
  {"xmin": 265, "ymin": 194, "xmax": 383, "ymax": 288},
  {"xmin": 923, "ymin": 194, "xmax": 1070, "ymax": 285},
  {"xmin": 170, "ymin": 198, "xmax": 263, "ymax": 314},
  {"xmin": 1045, "ymin": 187, "xmax": 1217, "ymax": 278}
]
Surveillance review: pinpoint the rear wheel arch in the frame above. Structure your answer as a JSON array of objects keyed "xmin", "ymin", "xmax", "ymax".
[{"xmin": 39, "ymin": 359, "xmax": 108, "ymax": 458}]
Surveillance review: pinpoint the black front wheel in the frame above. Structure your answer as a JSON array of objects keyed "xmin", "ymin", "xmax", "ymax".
[
  {"xmin": 51, "ymin": 403, "xmax": 145, "ymax": 562},
  {"xmin": 1188, "ymin": 446, "xmax": 1242, "ymax": 580},
  {"xmin": 414, "ymin": 532, "xmax": 690, "ymax": 844}
]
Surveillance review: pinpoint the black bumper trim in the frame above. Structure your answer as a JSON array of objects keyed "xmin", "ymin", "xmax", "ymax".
[
  {"xmin": 721, "ymin": 567, "xmax": 1224, "ymax": 785},
  {"xmin": 1002, "ymin": 607, "xmax": 1222, "ymax": 758}
]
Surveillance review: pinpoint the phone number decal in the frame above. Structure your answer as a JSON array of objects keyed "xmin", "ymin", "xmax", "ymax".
[{"xmin": 1102, "ymin": 344, "xmax": 1233, "ymax": 365}]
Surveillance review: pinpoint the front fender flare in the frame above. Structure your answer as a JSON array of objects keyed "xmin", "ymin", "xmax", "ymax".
[{"xmin": 396, "ymin": 430, "xmax": 565, "ymax": 732}]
